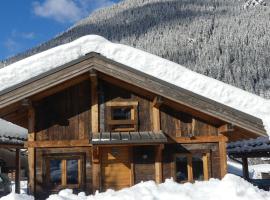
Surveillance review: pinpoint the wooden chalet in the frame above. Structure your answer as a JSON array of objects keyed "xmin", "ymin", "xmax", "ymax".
[{"xmin": 0, "ymin": 52, "xmax": 267, "ymax": 199}]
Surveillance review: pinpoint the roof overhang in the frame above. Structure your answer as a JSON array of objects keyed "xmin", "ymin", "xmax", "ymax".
[
  {"xmin": 0, "ymin": 52, "xmax": 267, "ymax": 137},
  {"xmin": 91, "ymin": 131, "xmax": 167, "ymax": 145}
]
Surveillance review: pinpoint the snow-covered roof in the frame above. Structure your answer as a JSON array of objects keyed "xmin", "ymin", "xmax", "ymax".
[
  {"xmin": 0, "ymin": 35, "xmax": 270, "ymax": 135},
  {"xmin": 227, "ymin": 136, "xmax": 270, "ymax": 156},
  {"xmin": 0, "ymin": 118, "xmax": 27, "ymax": 145}
]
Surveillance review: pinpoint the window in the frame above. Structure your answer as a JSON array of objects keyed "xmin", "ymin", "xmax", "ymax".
[
  {"xmin": 174, "ymin": 153, "xmax": 209, "ymax": 183},
  {"xmin": 106, "ymin": 101, "xmax": 138, "ymax": 131},
  {"xmin": 45, "ymin": 154, "xmax": 84, "ymax": 189}
]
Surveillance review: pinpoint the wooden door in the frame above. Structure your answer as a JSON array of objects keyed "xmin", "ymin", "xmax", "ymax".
[{"xmin": 101, "ymin": 147, "xmax": 131, "ymax": 191}]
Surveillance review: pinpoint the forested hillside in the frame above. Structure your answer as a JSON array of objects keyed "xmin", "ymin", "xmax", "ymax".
[{"xmin": 2, "ymin": 0, "xmax": 270, "ymax": 98}]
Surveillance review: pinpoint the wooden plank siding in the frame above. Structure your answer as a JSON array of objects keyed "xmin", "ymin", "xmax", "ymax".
[
  {"xmin": 35, "ymin": 80, "xmax": 91, "ymax": 141},
  {"xmin": 160, "ymin": 105, "xmax": 218, "ymax": 138}
]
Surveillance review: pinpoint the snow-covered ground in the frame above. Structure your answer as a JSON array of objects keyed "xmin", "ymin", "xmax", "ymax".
[
  {"xmin": 11, "ymin": 181, "xmax": 28, "ymax": 194},
  {"xmin": 0, "ymin": 35, "xmax": 270, "ymax": 135},
  {"xmin": 1, "ymin": 174, "xmax": 270, "ymax": 200}
]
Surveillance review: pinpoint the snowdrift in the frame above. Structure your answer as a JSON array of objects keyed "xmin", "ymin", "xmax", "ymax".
[{"xmin": 2, "ymin": 174, "xmax": 270, "ymax": 200}]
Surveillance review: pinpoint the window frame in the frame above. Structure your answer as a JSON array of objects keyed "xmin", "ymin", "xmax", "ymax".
[
  {"xmin": 44, "ymin": 154, "xmax": 84, "ymax": 190},
  {"xmin": 106, "ymin": 101, "xmax": 138, "ymax": 132},
  {"xmin": 173, "ymin": 152, "xmax": 210, "ymax": 183}
]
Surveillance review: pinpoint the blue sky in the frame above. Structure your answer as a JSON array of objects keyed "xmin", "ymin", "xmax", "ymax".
[{"xmin": 0, "ymin": 0, "xmax": 120, "ymax": 61}]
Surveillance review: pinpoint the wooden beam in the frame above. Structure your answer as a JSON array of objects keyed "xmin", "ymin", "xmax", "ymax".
[
  {"xmin": 219, "ymin": 136, "xmax": 228, "ymax": 178},
  {"xmin": 92, "ymin": 146, "xmax": 100, "ymax": 193},
  {"xmin": 203, "ymin": 153, "xmax": 210, "ymax": 181},
  {"xmin": 130, "ymin": 147, "xmax": 134, "ymax": 186},
  {"xmin": 0, "ymin": 144, "xmax": 24, "ymax": 149},
  {"xmin": 169, "ymin": 135, "xmax": 228, "ymax": 144},
  {"xmin": 187, "ymin": 154, "xmax": 193, "ymax": 182},
  {"xmin": 25, "ymin": 139, "xmax": 91, "ymax": 148},
  {"xmin": 152, "ymin": 104, "xmax": 161, "ymax": 133},
  {"xmin": 242, "ymin": 157, "xmax": 249, "ymax": 180},
  {"xmin": 218, "ymin": 124, "xmax": 234, "ymax": 134},
  {"xmin": 27, "ymin": 103, "xmax": 35, "ymax": 195},
  {"xmin": 155, "ymin": 144, "xmax": 163, "ymax": 184},
  {"xmin": 153, "ymin": 96, "xmax": 163, "ymax": 108},
  {"xmin": 90, "ymin": 70, "xmax": 99, "ymax": 133},
  {"xmin": 90, "ymin": 70, "xmax": 101, "ymax": 193},
  {"xmin": 15, "ymin": 149, "xmax": 21, "ymax": 194}
]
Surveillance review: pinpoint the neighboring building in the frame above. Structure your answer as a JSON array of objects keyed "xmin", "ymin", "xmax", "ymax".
[{"xmin": 0, "ymin": 36, "xmax": 267, "ymax": 199}]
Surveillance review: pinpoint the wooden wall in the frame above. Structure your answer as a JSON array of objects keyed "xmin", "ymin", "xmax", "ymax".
[
  {"xmin": 160, "ymin": 105, "xmax": 218, "ymax": 138},
  {"xmin": 102, "ymin": 81, "xmax": 152, "ymax": 132},
  {"xmin": 35, "ymin": 80, "xmax": 91, "ymax": 141},
  {"xmin": 133, "ymin": 146, "xmax": 155, "ymax": 184}
]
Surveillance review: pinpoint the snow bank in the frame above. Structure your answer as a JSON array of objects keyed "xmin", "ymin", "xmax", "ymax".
[
  {"xmin": 0, "ymin": 118, "xmax": 27, "ymax": 139},
  {"xmin": 1, "ymin": 35, "xmax": 270, "ymax": 134},
  {"xmin": 2, "ymin": 174, "xmax": 270, "ymax": 200},
  {"xmin": 0, "ymin": 193, "xmax": 33, "ymax": 200}
]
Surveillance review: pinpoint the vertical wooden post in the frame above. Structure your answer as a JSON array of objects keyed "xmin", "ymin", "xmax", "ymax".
[
  {"xmin": 15, "ymin": 148, "xmax": 21, "ymax": 194},
  {"xmin": 242, "ymin": 157, "xmax": 249, "ymax": 180},
  {"xmin": 90, "ymin": 70, "xmax": 100, "ymax": 193},
  {"xmin": 218, "ymin": 135, "xmax": 227, "ymax": 178},
  {"xmin": 152, "ymin": 96, "xmax": 162, "ymax": 132},
  {"xmin": 203, "ymin": 153, "xmax": 209, "ymax": 181},
  {"xmin": 155, "ymin": 145, "xmax": 163, "ymax": 184},
  {"xmin": 92, "ymin": 146, "xmax": 100, "ymax": 193},
  {"xmin": 90, "ymin": 70, "xmax": 99, "ymax": 133},
  {"xmin": 28, "ymin": 103, "xmax": 36, "ymax": 195},
  {"xmin": 187, "ymin": 154, "xmax": 193, "ymax": 182},
  {"xmin": 129, "ymin": 147, "xmax": 134, "ymax": 186},
  {"xmin": 152, "ymin": 96, "xmax": 163, "ymax": 184}
]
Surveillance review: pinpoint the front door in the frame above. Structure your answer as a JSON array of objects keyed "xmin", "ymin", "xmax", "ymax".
[{"xmin": 101, "ymin": 147, "xmax": 131, "ymax": 191}]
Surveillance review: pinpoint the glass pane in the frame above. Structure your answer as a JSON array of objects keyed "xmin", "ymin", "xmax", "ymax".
[
  {"xmin": 192, "ymin": 155, "xmax": 204, "ymax": 181},
  {"xmin": 50, "ymin": 160, "xmax": 61, "ymax": 184},
  {"xmin": 112, "ymin": 107, "xmax": 131, "ymax": 120},
  {"xmin": 175, "ymin": 155, "xmax": 188, "ymax": 182},
  {"xmin": 67, "ymin": 159, "xmax": 79, "ymax": 184}
]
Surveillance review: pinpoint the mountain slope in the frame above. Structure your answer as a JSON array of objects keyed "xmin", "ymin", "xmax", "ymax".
[{"xmin": 2, "ymin": 0, "xmax": 270, "ymax": 98}]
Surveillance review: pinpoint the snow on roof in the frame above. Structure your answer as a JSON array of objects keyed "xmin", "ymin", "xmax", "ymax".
[
  {"xmin": 0, "ymin": 35, "xmax": 270, "ymax": 135},
  {"xmin": 0, "ymin": 118, "xmax": 27, "ymax": 141}
]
